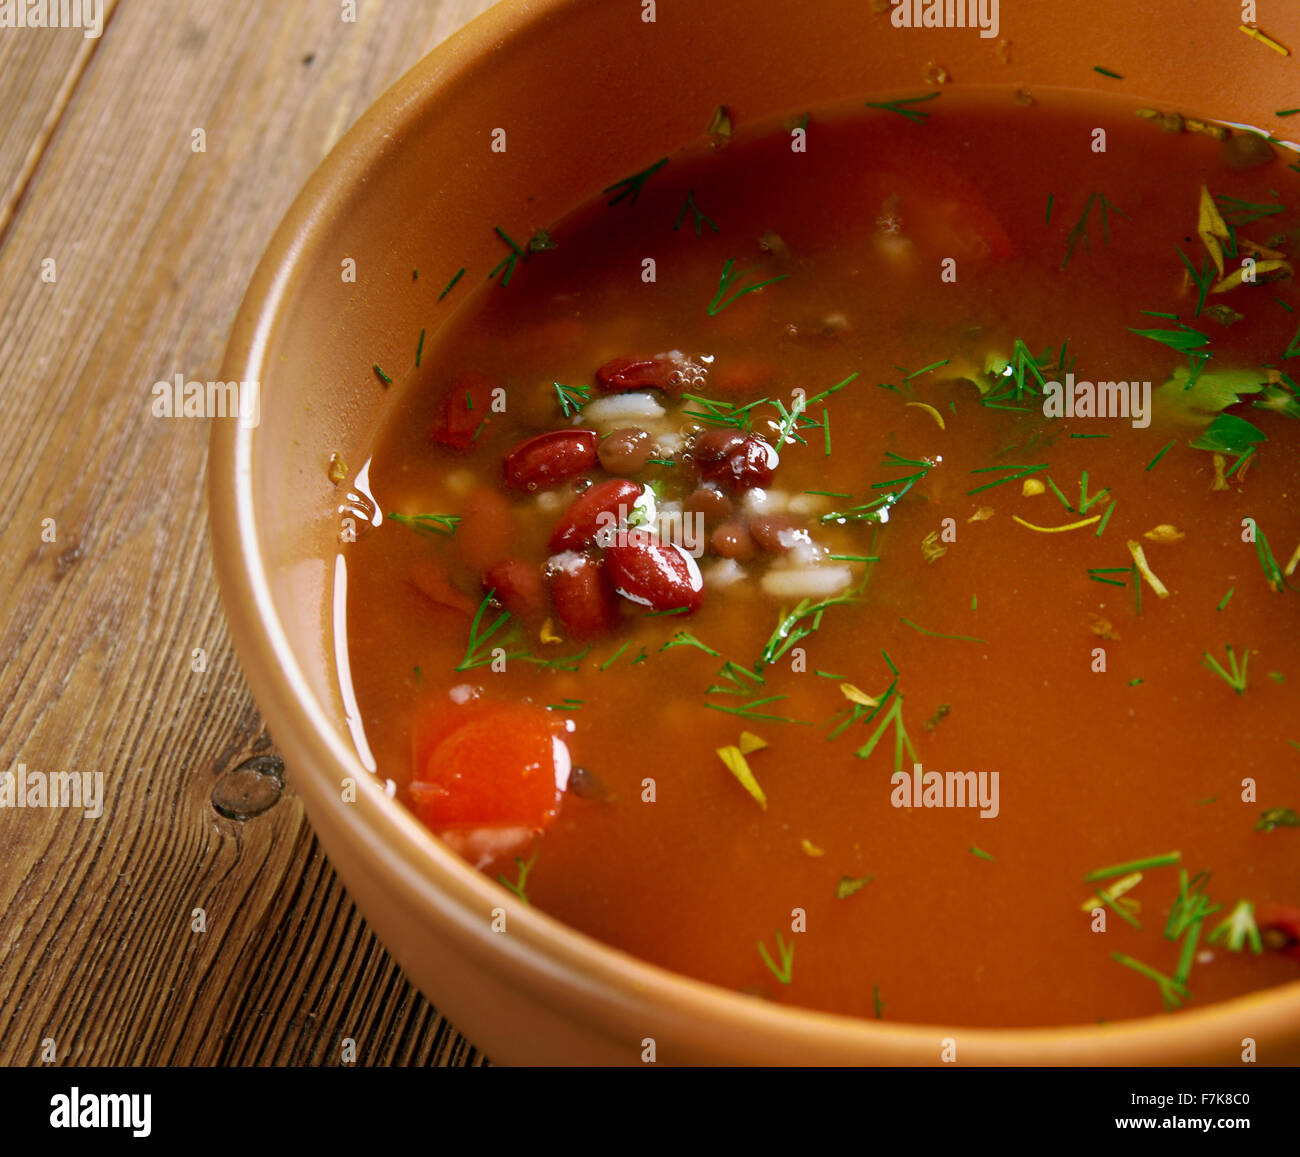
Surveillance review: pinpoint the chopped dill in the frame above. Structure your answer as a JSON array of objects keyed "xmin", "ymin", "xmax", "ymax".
[
  {"xmin": 853, "ymin": 684, "xmax": 916, "ymax": 775},
  {"xmin": 1217, "ymin": 587, "xmax": 1235, "ymax": 611},
  {"xmin": 675, "ymin": 189, "xmax": 719, "ymax": 235},
  {"xmin": 757, "ymin": 587, "xmax": 863, "ymax": 669},
  {"xmin": 660, "ymin": 630, "xmax": 720, "ymax": 656},
  {"xmin": 1084, "ymin": 852, "xmax": 1180, "ymax": 882},
  {"xmin": 1215, "ymin": 194, "xmax": 1286, "ymax": 227},
  {"xmin": 387, "ymin": 511, "xmax": 461, "ymax": 537},
  {"xmin": 707, "ymin": 257, "xmax": 789, "ymax": 316},
  {"xmin": 706, "ymin": 698, "xmax": 808, "ymax": 725},
  {"xmin": 757, "ymin": 931, "xmax": 795, "ymax": 985},
  {"xmin": 865, "ymin": 91, "xmax": 941, "ymax": 124},
  {"xmin": 681, "ymin": 393, "xmax": 768, "ymax": 430},
  {"xmin": 1176, "ymin": 248, "xmax": 1215, "ymax": 318},
  {"xmin": 1061, "ymin": 192, "xmax": 1128, "ymax": 270},
  {"xmin": 553, "ymin": 381, "xmax": 591, "ymax": 418},
  {"xmin": 899, "ymin": 617, "xmax": 987, "ymax": 644},
  {"xmin": 1112, "ymin": 952, "xmax": 1188, "ymax": 1010},
  {"xmin": 603, "ymin": 156, "xmax": 669, "ymax": 207},
  {"xmin": 497, "ymin": 848, "xmax": 539, "ymax": 905},
  {"xmin": 966, "ymin": 462, "xmax": 1049, "ymax": 496},
  {"xmin": 1093, "ymin": 65, "xmax": 1124, "ymax": 79},
  {"xmin": 1145, "ymin": 439, "xmax": 1176, "ymax": 471},
  {"xmin": 1253, "ymin": 524, "xmax": 1286, "ymax": 591},
  {"xmin": 438, "ymin": 267, "xmax": 465, "ymax": 301},
  {"xmin": 1095, "ymin": 501, "xmax": 1116, "ymax": 537},
  {"xmin": 969, "ymin": 846, "xmax": 994, "ymax": 862},
  {"xmin": 487, "ymin": 226, "xmax": 526, "ymax": 285},
  {"xmin": 373, "ymin": 363, "xmax": 392, "ymax": 386},
  {"xmin": 1203, "ymin": 644, "xmax": 1249, "ymax": 694},
  {"xmin": 600, "ymin": 639, "xmax": 632, "ymax": 671},
  {"xmin": 1256, "ymin": 807, "xmax": 1300, "ymax": 832},
  {"xmin": 1208, "ymin": 900, "xmax": 1262, "ymax": 954}
]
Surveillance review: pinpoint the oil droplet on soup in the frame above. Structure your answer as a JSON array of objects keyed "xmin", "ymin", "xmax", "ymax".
[{"xmin": 345, "ymin": 91, "xmax": 1300, "ymax": 1028}]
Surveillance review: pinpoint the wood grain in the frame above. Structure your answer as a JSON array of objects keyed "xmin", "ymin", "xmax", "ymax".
[{"xmin": 0, "ymin": 0, "xmax": 498, "ymax": 1067}]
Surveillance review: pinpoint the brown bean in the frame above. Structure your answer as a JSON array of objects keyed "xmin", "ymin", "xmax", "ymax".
[
  {"xmin": 1222, "ymin": 132, "xmax": 1274, "ymax": 171},
  {"xmin": 749, "ymin": 513, "xmax": 799, "ymax": 554},
  {"xmin": 683, "ymin": 486, "xmax": 733, "ymax": 526},
  {"xmin": 604, "ymin": 538, "xmax": 704, "ymax": 613},
  {"xmin": 711, "ymin": 521, "xmax": 757, "ymax": 561},
  {"xmin": 598, "ymin": 427, "xmax": 652, "ymax": 474},
  {"xmin": 691, "ymin": 428, "xmax": 778, "ymax": 492},
  {"xmin": 503, "ymin": 429, "xmax": 598, "ymax": 491}
]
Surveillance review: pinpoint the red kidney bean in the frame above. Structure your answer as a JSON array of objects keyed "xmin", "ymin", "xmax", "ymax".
[
  {"xmin": 503, "ymin": 428, "xmax": 598, "ymax": 491},
  {"xmin": 456, "ymin": 488, "xmax": 514, "ymax": 570},
  {"xmin": 550, "ymin": 555, "xmax": 621, "ymax": 640},
  {"xmin": 483, "ymin": 559, "xmax": 549, "ymax": 623},
  {"xmin": 748, "ymin": 513, "xmax": 800, "ymax": 555},
  {"xmin": 604, "ymin": 537, "xmax": 704, "ymax": 613},
  {"xmin": 710, "ymin": 521, "xmax": 756, "ymax": 561},
  {"xmin": 691, "ymin": 429, "xmax": 779, "ymax": 492},
  {"xmin": 595, "ymin": 352, "xmax": 706, "ymax": 395},
  {"xmin": 428, "ymin": 371, "xmax": 495, "ymax": 451},
  {"xmin": 549, "ymin": 478, "xmax": 642, "ymax": 552},
  {"xmin": 597, "ymin": 427, "xmax": 653, "ymax": 474}
]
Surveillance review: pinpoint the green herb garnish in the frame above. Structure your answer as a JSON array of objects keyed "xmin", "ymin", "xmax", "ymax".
[
  {"xmin": 966, "ymin": 462, "xmax": 1049, "ymax": 496},
  {"xmin": 497, "ymin": 848, "xmax": 538, "ymax": 905},
  {"xmin": 1084, "ymin": 852, "xmax": 1180, "ymax": 882},
  {"xmin": 456, "ymin": 590, "xmax": 524, "ymax": 672},
  {"xmin": 487, "ymin": 226, "xmax": 526, "ymax": 285},
  {"xmin": 660, "ymin": 630, "xmax": 720, "ymax": 656},
  {"xmin": 865, "ymin": 91, "xmax": 941, "ymax": 124},
  {"xmin": 387, "ymin": 511, "xmax": 461, "ymax": 537},
  {"xmin": 553, "ymin": 381, "xmax": 590, "ymax": 418},
  {"xmin": 1208, "ymin": 900, "xmax": 1262, "ymax": 954},
  {"xmin": 707, "ymin": 257, "xmax": 789, "ymax": 316},
  {"xmin": 757, "ymin": 587, "xmax": 863, "ymax": 669},
  {"xmin": 1112, "ymin": 952, "xmax": 1189, "ymax": 1010},
  {"xmin": 1202, "ymin": 644, "xmax": 1249, "ymax": 694},
  {"xmin": 438, "ymin": 267, "xmax": 465, "ymax": 301},
  {"xmin": 1256, "ymin": 807, "xmax": 1300, "ymax": 832},
  {"xmin": 899, "ymin": 618, "xmax": 987, "ymax": 644},
  {"xmin": 675, "ymin": 189, "xmax": 719, "ymax": 235},
  {"xmin": 1061, "ymin": 192, "xmax": 1128, "ymax": 270},
  {"xmin": 757, "ymin": 931, "xmax": 795, "ymax": 985},
  {"xmin": 603, "ymin": 156, "xmax": 669, "ymax": 207}
]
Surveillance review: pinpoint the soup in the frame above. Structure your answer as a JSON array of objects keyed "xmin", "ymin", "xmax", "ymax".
[{"xmin": 342, "ymin": 90, "xmax": 1299, "ymax": 1028}]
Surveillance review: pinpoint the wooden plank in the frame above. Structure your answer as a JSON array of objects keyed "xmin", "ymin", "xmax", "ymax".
[{"xmin": 0, "ymin": 0, "xmax": 496, "ymax": 1067}]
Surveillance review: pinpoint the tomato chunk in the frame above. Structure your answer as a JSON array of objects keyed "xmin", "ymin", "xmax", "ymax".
[{"xmin": 409, "ymin": 701, "xmax": 567, "ymax": 831}]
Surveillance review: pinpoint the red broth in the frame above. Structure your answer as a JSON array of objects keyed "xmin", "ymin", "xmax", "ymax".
[{"xmin": 343, "ymin": 91, "xmax": 1300, "ymax": 1028}]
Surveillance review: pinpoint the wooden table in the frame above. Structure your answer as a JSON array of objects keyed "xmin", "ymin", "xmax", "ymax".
[{"xmin": 0, "ymin": 0, "xmax": 497, "ymax": 1067}]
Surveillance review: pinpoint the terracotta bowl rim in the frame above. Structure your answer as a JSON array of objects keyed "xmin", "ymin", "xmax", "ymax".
[{"xmin": 209, "ymin": 0, "xmax": 1300, "ymax": 1061}]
